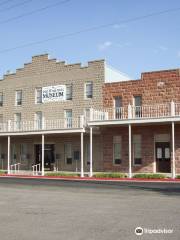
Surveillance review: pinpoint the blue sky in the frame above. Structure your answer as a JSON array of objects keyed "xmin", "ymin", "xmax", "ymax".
[{"xmin": 0, "ymin": 0, "xmax": 180, "ymax": 79}]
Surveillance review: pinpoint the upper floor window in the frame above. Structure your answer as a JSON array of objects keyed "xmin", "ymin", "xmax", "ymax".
[
  {"xmin": 35, "ymin": 111, "xmax": 43, "ymax": 129},
  {"xmin": 0, "ymin": 114, "xmax": 3, "ymax": 130},
  {"xmin": 114, "ymin": 96, "xmax": 122, "ymax": 119},
  {"xmin": 134, "ymin": 96, "xmax": 142, "ymax": 117},
  {"xmin": 66, "ymin": 85, "xmax": 72, "ymax": 100},
  {"xmin": 35, "ymin": 88, "xmax": 42, "ymax": 104},
  {"xmin": 134, "ymin": 96, "xmax": 142, "ymax": 106},
  {"xmin": 84, "ymin": 108, "xmax": 90, "ymax": 121},
  {"xmin": 15, "ymin": 90, "xmax": 22, "ymax": 106},
  {"xmin": 0, "ymin": 93, "xmax": 3, "ymax": 107},
  {"xmin": 64, "ymin": 109, "xmax": 72, "ymax": 128},
  {"xmin": 85, "ymin": 82, "xmax": 93, "ymax": 99},
  {"xmin": 14, "ymin": 113, "xmax": 21, "ymax": 130},
  {"xmin": 0, "ymin": 114, "xmax": 3, "ymax": 123}
]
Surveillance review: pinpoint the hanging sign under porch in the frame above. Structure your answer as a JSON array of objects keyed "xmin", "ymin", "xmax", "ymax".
[{"xmin": 42, "ymin": 85, "xmax": 66, "ymax": 103}]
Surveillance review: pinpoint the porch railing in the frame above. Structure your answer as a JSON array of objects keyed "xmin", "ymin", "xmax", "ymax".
[
  {"xmin": 0, "ymin": 116, "xmax": 84, "ymax": 133},
  {"xmin": 32, "ymin": 163, "xmax": 41, "ymax": 176},
  {"xmin": 10, "ymin": 163, "xmax": 21, "ymax": 174},
  {"xmin": 131, "ymin": 104, "xmax": 171, "ymax": 119},
  {"xmin": 90, "ymin": 101, "xmax": 179, "ymax": 121}
]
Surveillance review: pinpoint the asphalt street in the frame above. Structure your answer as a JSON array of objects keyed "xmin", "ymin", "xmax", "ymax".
[{"xmin": 0, "ymin": 177, "xmax": 179, "ymax": 240}]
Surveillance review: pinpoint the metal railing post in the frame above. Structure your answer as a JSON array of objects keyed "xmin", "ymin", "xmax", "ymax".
[
  {"xmin": 8, "ymin": 120, "xmax": 11, "ymax": 132},
  {"xmin": 171, "ymin": 100, "xmax": 175, "ymax": 117},
  {"xmin": 42, "ymin": 117, "xmax": 45, "ymax": 130},
  {"xmin": 128, "ymin": 104, "xmax": 132, "ymax": 119},
  {"xmin": 80, "ymin": 115, "xmax": 84, "ymax": 128},
  {"xmin": 89, "ymin": 108, "xmax": 93, "ymax": 121}
]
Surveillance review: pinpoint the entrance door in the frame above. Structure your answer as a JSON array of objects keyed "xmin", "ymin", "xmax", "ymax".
[
  {"xmin": 35, "ymin": 144, "xmax": 55, "ymax": 170},
  {"xmin": 155, "ymin": 142, "xmax": 171, "ymax": 173}
]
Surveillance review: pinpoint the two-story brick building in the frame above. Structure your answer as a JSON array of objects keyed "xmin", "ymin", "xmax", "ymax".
[
  {"xmin": 1, "ymin": 53, "xmax": 180, "ymax": 178},
  {"xmin": 0, "ymin": 54, "xmax": 130, "ymax": 177},
  {"xmin": 89, "ymin": 68, "xmax": 180, "ymax": 178}
]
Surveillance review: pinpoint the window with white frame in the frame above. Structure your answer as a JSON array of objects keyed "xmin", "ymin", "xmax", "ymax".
[
  {"xmin": 0, "ymin": 114, "xmax": 3, "ymax": 130},
  {"xmin": 133, "ymin": 135, "xmax": 142, "ymax": 165},
  {"xmin": 0, "ymin": 92, "xmax": 3, "ymax": 107},
  {"xmin": 85, "ymin": 142, "xmax": 90, "ymax": 165},
  {"xmin": 113, "ymin": 136, "xmax": 122, "ymax": 165},
  {"xmin": 11, "ymin": 144, "xmax": 17, "ymax": 162},
  {"xmin": 20, "ymin": 143, "xmax": 28, "ymax": 161},
  {"xmin": 64, "ymin": 109, "xmax": 72, "ymax": 128},
  {"xmin": 84, "ymin": 108, "xmax": 90, "ymax": 121},
  {"xmin": 14, "ymin": 113, "xmax": 21, "ymax": 130},
  {"xmin": 66, "ymin": 85, "xmax": 72, "ymax": 100},
  {"xmin": 114, "ymin": 96, "xmax": 122, "ymax": 119},
  {"xmin": 0, "ymin": 144, "xmax": 4, "ymax": 166},
  {"xmin": 15, "ymin": 90, "xmax": 22, "ymax": 106},
  {"xmin": 35, "ymin": 111, "xmax": 43, "ymax": 129},
  {"xmin": 64, "ymin": 143, "xmax": 72, "ymax": 164},
  {"xmin": 85, "ymin": 82, "xmax": 93, "ymax": 99},
  {"xmin": 35, "ymin": 88, "xmax": 42, "ymax": 104},
  {"xmin": 133, "ymin": 95, "xmax": 142, "ymax": 117}
]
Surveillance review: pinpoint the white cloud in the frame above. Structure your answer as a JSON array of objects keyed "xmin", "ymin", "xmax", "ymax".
[
  {"xmin": 98, "ymin": 41, "xmax": 112, "ymax": 51},
  {"xmin": 112, "ymin": 24, "xmax": 126, "ymax": 29}
]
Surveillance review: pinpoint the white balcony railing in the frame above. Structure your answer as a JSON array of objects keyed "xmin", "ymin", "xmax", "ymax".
[
  {"xmin": 131, "ymin": 104, "xmax": 171, "ymax": 119},
  {"xmin": 89, "ymin": 101, "xmax": 180, "ymax": 122},
  {"xmin": 0, "ymin": 117, "xmax": 84, "ymax": 133}
]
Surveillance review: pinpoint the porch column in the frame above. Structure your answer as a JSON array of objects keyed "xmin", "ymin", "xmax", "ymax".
[
  {"xmin": 89, "ymin": 127, "xmax": 93, "ymax": 177},
  {"xmin": 81, "ymin": 132, "xmax": 84, "ymax": 177},
  {"xmin": 172, "ymin": 122, "xmax": 176, "ymax": 179},
  {"xmin": 7, "ymin": 136, "xmax": 10, "ymax": 174},
  {"xmin": 42, "ymin": 134, "xmax": 45, "ymax": 176},
  {"xmin": 128, "ymin": 124, "xmax": 132, "ymax": 178}
]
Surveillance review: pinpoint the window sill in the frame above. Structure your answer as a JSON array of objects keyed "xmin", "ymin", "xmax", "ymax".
[
  {"xmin": 113, "ymin": 163, "xmax": 122, "ymax": 166},
  {"xmin": 84, "ymin": 98, "xmax": 93, "ymax": 100},
  {"xmin": 133, "ymin": 164, "xmax": 142, "ymax": 167}
]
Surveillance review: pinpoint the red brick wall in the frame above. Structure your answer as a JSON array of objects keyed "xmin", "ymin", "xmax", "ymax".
[
  {"xmin": 102, "ymin": 124, "xmax": 180, "ymax": 174},
  {"xmin": 103, "ymin": 69, "xmax": 180, "ymax": 107},
  {"xmin": 102, "ymin": 68, "xmax": 180, "ymax": 175}
]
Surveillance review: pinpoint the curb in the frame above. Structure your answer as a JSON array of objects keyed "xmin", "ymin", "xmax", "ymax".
[{"xmin": 0, "ymin": 174, "xmax": 180, "ymax": 183}]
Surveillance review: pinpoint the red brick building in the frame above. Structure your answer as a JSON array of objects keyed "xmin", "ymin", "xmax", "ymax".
[{"xmin": 89, "ymin": 68, "xmax": 180, "ymax": 177}]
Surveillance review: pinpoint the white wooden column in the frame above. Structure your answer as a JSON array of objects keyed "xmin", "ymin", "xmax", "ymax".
[
  {"xmin": 81, "ymin": 132, "xmax": 84, "ymax": 177},
  {"xmin": 128, "ymin": 124, "xmax": 132, "ymax": 178},
  {"xmin": 42, "ymin": 134, "xmax": 45, "ymax": 176},
  {"xmin": 7, "ymin": 136, "xmax": 10, "ymax": 174},
  {"xmin": 89, "ymin": 127, "xmax": 93, "ymax": 177},
  {"xmin": 172, "ymin": 122, "xmax": 176, "ymax": 179}
]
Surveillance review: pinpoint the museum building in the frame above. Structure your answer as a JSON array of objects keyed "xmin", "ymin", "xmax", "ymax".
[{"xmin": 0, "ymin": 53, "xmax": 180, "ymax": 178}]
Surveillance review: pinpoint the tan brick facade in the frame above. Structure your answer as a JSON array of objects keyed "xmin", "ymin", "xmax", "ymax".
[
  {"xmin": 0, "ymin": 54, "xmax": 105, "ymax": 122},
  {"xmin": 0, "ymin": 54, "xmax": 105, "ymax": 173}
]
